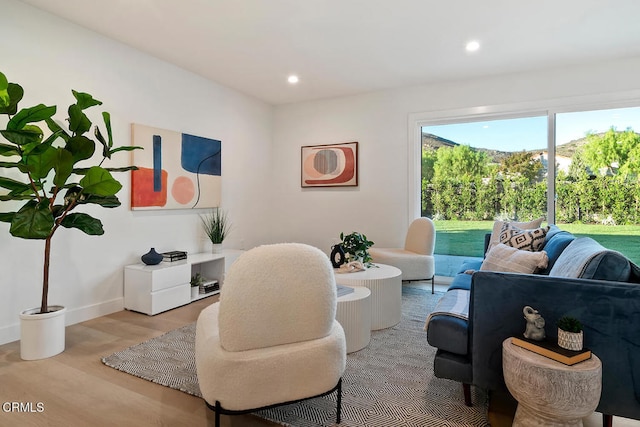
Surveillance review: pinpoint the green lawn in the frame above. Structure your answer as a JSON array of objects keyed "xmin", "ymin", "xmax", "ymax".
[{"xmin": 434, "ymin": 220, "xmax": 640, "ymax": 265}]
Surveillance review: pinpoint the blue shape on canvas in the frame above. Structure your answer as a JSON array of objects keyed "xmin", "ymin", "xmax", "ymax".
[{"xmin": 181, "ymin": 134, "xmax": 221, "ymax": 176}]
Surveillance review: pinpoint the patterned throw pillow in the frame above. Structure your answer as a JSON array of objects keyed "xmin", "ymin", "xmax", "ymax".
[
  {"xmin": 499, "ymin": 223, "xmax": 550, "ymax": 251},
  {"xmin": 488, "ymin": 218, "xmax": 544, "ymax": 251}
]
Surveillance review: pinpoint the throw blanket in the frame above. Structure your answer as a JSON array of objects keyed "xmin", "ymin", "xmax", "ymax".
[
  {"xmin": 548, "ymin": 237, "xmax": 610, "ymax": 278},
  {"xmin": 424, "ymin": 289, "xmax": 470, "ymax": 330}
]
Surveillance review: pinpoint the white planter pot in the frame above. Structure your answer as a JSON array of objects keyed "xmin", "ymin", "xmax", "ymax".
[
  {"xmin": 558, "ymin": 328, "xmax": 583, "ymax": 351},
  {"xmin": 20, "ymin": 305, "xmax": 66, "ymax": 360},
  {"xmin": 191, "ymin": 286, "xmax": 200, "ymax": 299},
  {"xmin": 212, "ymin": 243, "xmax": 223, "ymax": 254}
]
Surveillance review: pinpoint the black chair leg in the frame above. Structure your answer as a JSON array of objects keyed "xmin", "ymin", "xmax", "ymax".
[
  {"xmin": 336, "ymin": 378, "xmax": 342, "ymax": 424},
  {"xmin": 431, "ymin": 275, "xmax": 435, "ymax": 294},
  {"xmin": 463, "ymin": 383, "xmax": 472, "ymax": 406},
  {"xmin": 215, "ymin": 401, "xmax": 221, "ymax": 427},
  {"xmin": 603, "ymin": 414, "xmax": 613, "ymax": 427}
]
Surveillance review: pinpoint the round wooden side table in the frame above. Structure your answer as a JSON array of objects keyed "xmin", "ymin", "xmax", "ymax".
[
  {"xmin": 334, "ymin": 264, "xmax": 402, "ymax": 330},
  {"xmin": 502, "ymin": 337, "xmax": 602, "ymax": 427}
]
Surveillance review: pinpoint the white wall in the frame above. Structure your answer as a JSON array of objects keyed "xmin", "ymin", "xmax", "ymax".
[
  {"xmin": 272, "ymin": 57, "xmax": 640, "ymax": 254},
  {"xmin": 0, "ymin": 0, "xmax": 273, "ymax": 344}
]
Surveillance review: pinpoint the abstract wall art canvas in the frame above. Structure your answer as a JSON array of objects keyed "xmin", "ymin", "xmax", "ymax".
[
  {"xmin": 301, "ymin": 142, "xmax": 358, "ymax": 187},
  {"xmin": 131, "ymin": 124, "xmax": 221, "ymax": 210}
]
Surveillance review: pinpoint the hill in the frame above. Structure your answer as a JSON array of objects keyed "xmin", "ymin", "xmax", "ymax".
[{"xmin": 422, "ymin": 131, "xmax": 594, "ymax": 163}]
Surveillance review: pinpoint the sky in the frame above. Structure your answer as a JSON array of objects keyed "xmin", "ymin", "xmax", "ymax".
[{"xmin": 423, "ymin": 106, "xmax": 640, "ymax": 151}]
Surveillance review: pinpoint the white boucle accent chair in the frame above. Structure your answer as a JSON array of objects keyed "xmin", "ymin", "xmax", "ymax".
[
  {"xmin": 195, "ymin": 243, "xmax": 347, "ymax": 427},
  {"xmin": 369, "ymin": 217, "xmax": 436, "ymax": 293}
]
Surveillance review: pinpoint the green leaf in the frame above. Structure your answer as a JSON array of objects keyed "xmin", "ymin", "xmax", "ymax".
[
  {"xmin": 80, "ymin": 194, "xmax": 121, "ymax": 208},
  {"xmin": 95, "ymin": 126, "xmax": 110, "ymax": 158},
  {"xmin": 79, "ymin": 166, "xmax": 122, "ymax": 196},
  {"xmin": 0, "ymin": 176, "xmax": 31, "ymax": 193},
  {"xmin": 0, "ymin": 212, "xmax": 15, "ymax": 223},
  {"xmin": 53, "ymin": 148, "xmax": 74, "ymax": 187},
  {"xmin": 1, "ymin": 128, "xmax": 43, "ymax": 146},
  {"xmin": 0, "ymin": 143, "xmax": 20, "ymax": 157},
  {"xmin": 104, "ymin": 165, "xmax": 139, "ymax": 173},
  {"xmin": 68, "ymin": 104, "xmax": 91, "ymax": 135},
  {"xmin": 65, "ymin": 135, "xmax": 95, "ymax": 162},
  {"xmin": 0, "ymin": 161, "xmax": 22, "ymax": 168},
  {"xmin": 45, "ymin": 118, "xmax": 70, "ymax": 143},
  {"xmin": 109, "ymin": 145, "xmax": 144, "ymax": 155},
  {"xmin": 0, "ymin": 72, "xmax": 8, "ymax": 107},
  {"xmin": 9, "ymin": 199, "xmax": 53, "ymax": 239},
  {"xmin": 8, "ymin": 104, "xmax": 56, "ymax": 131},
  {"xmin": 72, "ymin": 90, "xmax": 102, "ymax": 110},
  {"xmin": 102, "ymin": 112, "xmax": 112, "ymax": 148},
  {"xmin": 0, "ymin": 83, "xmax": 25, "ymax": 116},
  {"xmin": 25, "ymin": 143, "xmax": 57, "ymax": 180},
  {"xmin": 60, "ymin": 212, "xmax": 104, "ymax": 235}
]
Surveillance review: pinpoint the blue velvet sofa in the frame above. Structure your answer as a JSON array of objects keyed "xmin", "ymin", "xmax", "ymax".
[{"xmin": 425, "ymin": 225, "xmax": 640, "ymax": 425}]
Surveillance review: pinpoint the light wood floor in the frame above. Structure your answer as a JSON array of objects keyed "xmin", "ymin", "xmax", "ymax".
[{"xmin": 0, "ymin": 281, "xmax": 636, "ymax": 427}]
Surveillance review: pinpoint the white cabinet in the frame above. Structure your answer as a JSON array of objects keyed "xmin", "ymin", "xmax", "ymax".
[{"xmin": 124, "ymin": 252, "xmax": 238, "ymax": 315}]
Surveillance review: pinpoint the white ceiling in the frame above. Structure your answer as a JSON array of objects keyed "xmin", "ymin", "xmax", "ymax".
[{"xmin": 18, "ymin": 0, "xmax": 640, "ymax": 105}]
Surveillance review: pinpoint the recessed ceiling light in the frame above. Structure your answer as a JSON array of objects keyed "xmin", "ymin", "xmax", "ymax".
[
  {"xmin": 288, "ymin": 75, "xmax": 299, "ymax": 84},
  {"xmin": 465, "ymin": 40, "xmax": 480, "ymax": 52}
]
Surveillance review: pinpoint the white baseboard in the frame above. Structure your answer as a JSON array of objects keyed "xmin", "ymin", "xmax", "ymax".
[{"xmin": 0, "ymin": 298, "xmax": 124, "ymax": 346}]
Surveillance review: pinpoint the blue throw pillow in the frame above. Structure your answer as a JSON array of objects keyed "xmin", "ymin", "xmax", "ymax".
[{"xmin": 539, "ymin": 231, "xmax": 575, "ymax": 275}]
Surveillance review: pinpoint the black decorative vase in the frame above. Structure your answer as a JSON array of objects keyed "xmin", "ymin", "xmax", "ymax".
[
  {"xmin": 330, "ymin": 244, "xmax": 346, "ymax": 268},
  {"xmin": 141, "ymin": 247, "xmax": 163, "ymax": 265}
]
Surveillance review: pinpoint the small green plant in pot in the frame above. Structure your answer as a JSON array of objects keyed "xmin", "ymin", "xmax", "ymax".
[
  {"xmin": 339, "ymin": 231, "xmax": 375, "ymax": 267},
  {"xmin": 0, "ymin": 70, "xmax": 141, "ymax": 359},
  {"xmin": 201, "ymin": 207, "xmax": 231, "ymax": 253},
  {"xmin": 557, "ymin": 316, "xmax": 584, "ymax": 351}
]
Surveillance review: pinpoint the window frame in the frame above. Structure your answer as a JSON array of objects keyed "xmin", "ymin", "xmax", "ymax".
[{"xmin": 407, "ymin": 91, "xmax": 640, "ymax": 227}]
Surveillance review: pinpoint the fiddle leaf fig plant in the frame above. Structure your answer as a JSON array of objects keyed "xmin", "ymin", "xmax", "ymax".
[{"xmin": 0, "ymin": 70, "xmax": 142, "ymax": 315}]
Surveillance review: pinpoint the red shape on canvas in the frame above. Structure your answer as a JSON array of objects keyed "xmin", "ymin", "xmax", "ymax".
[{"xmin": 131, "ymin": 167, "xmax": 168, "ymax": 207}]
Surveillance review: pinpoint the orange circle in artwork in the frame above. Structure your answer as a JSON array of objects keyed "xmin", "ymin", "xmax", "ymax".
[{"xmin": 172, "ymin": 176, "xmax": 195, "ymax": 205}]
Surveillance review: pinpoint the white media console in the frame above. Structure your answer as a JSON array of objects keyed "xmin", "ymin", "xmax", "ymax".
[{"xmin": 124, "ymin": 250, "xmax": 242, "ymax": 315}]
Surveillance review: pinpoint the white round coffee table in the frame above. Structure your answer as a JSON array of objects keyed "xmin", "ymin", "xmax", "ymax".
[
  {"xmin": 502, "ymin": 337, "xmax": 602, "ymax": 427},
  {"xmin": 336, "ymin": 286, "xmax": 371, "ymax": 353},
  {"xmin": 334, "ymin": 264, "xmax": 402, "ymax": 330}
]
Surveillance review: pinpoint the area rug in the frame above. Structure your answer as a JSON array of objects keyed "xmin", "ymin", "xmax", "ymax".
[{"xmin": 102, "ymin": 286, "xmax": 489, "ymax": 426}]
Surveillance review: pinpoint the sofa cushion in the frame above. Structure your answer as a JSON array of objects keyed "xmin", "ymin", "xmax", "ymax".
[
  {"xmin": 425, "ymin": 289, "xmax": 470, "ymax": 355},
  {"xmin": 480, "ymin": 243, "xmax": 549, "ymax": 274},
  {"xmin": 499, "ymin": 223, "xmax": 550, "ymax": 251},
  {"xmin": 548, "ymin": 237, "xmax": 631, "ymax": 281},
  {"xmin": 457, "ymin": 258, "xmax": 483, "ymax": 274},
  {"xmin": 449, "ymin": 272, "xmax": 473, "ymax": 291},
  {"xmin": 539, "ymin": 229, "xmax": 575, "ymax": 274},
  {"xmin": 488, "ymin": 217, "xmax": 544, "ymax": 250}
]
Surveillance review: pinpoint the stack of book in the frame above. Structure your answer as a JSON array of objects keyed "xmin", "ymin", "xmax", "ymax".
[
  {"xmin": 162, "ymin": 251, "xmax": 187, "ymax": 262},
  {"xmin": 200, "ymin": 280, "xmax": 219, "ymax": 294},
  {"xmin": 511, "ymin": 336, "xmax": 592, "ymax": 365}
]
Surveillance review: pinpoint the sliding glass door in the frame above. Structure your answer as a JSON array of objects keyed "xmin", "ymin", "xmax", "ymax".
[
  {"xmin": 420, "ymin": 106, "xmax": 640, "ymax": 264},
  {"xmin": 554, "ymin": 106, "xmax": 640, "ymax": 264}
]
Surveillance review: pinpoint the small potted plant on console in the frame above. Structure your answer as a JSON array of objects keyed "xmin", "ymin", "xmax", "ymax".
[{"xmin": 557, "ymin": 316, "xmax": 583, "ymax": 351}]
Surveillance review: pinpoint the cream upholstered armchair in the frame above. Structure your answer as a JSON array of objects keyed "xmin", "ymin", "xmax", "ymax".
[
  {"xmin": 195, "ymin": 243, "xmax": 347, "ymax": 427},
  {"xmin": 369, "ymin": 217, "xmax": 436, "ymax": 293}
]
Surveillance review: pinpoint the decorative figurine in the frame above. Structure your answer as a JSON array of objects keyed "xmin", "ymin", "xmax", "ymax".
[
  {"xmin": 523, "ymin": 306, "xmax": 546, "ymax": 341},
  {"xmin": 330, "ymin": 244, "xmax": 346, "ymax": 268}
]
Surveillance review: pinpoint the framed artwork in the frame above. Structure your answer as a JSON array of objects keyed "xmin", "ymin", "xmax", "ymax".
[
  {"xmin": 130, "ymin": 123, "xmax": 221, "ymax": 210},
  {"xmin": 301, "ymin": 141, "xmax": 358, "ymax": 188}
]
